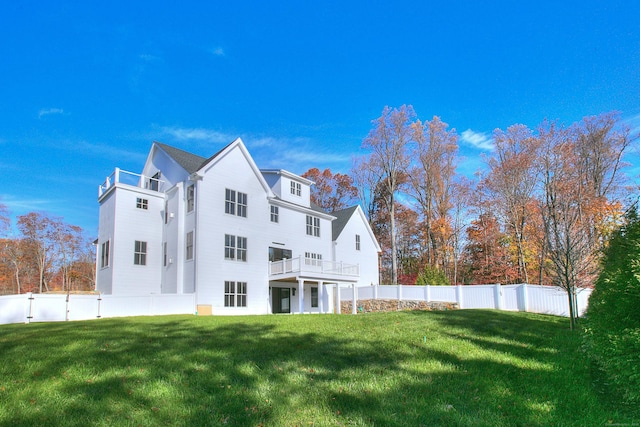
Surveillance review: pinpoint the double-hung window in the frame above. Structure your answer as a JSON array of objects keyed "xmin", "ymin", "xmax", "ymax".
[
  {"xmin": 225, "ymin": 189, "xmax": 247, "ymax": 217},
  {"xmin": 356, "ymin": 234, "xmax": 361, "ymax": 251},
  {"xmin": 186, "ymin": 185, "xmax": 195, "ymax": 213},
  {"xmin": 305, "ymin": 252, "xmax": 322, "ymax": 266},
  {"xmin": 290, "ymin": 181, "xmax": 301, "ymax": 196},
  {"xmin": 306, "ymin": 215, "xmax": 320, "ymax": 237},
  {"xmin": 186, "ymin": 231, "xmax": 194, "ymax": 260},
  {"xmin": 224, "ymin": 281, "xmax": 247, "ymax": 307},
  {"xmin": 134, "ymin": 240, "xmax": 147, "ymax": 265},
  {"xmin": 225, "ymin": 234, "xmax": 247, "ymax": 261},
  {"xmin": 100, "ymin": 240, "xmax": 110, "ymax": 268},
  {"xmin": 270, "ymin": 205, "xmax": 279, "ymax": 223}
]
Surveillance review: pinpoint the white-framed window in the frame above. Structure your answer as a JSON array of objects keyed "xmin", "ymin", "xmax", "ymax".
[
  {"xmin": 290, "ymin": 181, "xmax": 301, "ymax": 196},
  {"xmin": 100, "ymin": 240, "xmax": 110, "ymax": 268},
  {"xmin": 306, "ymin": 215, "xmax": 320, "ymax": 237},
  {"xmin": 305, "ymin": 252, "xmax": 322, "ymax": 266},
  {"xmin": 225, "ymin": 234, "xmax": 247, "ymax": 261},
  {"xmin": 164, "ymin": 201, "xmax": 169, "ymax": 224},
  {"xmin": 225, "ymin": 281, "xmax": 247, "ymax": 307},
  {"xmin": 270, "ymin": 205, "xmax": 279, "ymax": 223},
  {"xmin": 136, "ymin": 198, "xmax": 148, "ymax": 210},
  {"xmin": 186, "ymin": 231, "xmax": 194, "ymax": 260},
  {"xmin": 134, "ymin": 240, "xmax": 147, "ymax": 265},
  {"xmin": 187, "ymin": 185, "xmax": 195, "ymax": 213},
  {"xmin": 356, "ymin": 234, "xmax": 361, "ymax": 251},
  {"xmin": 311, "ymin": 287, "xmax": 318, "ymax": 308},
  {"xmin": 225, "ymin": 189, "xmax": 247, "ymax": 217}
]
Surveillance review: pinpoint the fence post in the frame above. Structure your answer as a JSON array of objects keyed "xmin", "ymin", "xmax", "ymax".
[
  {"xmin": 352, "ymin": 284, "xmax": 357, "ymax": 314},
  {"xmin": 519, "ymin": 284, "xmax": 529, "ymax": 312},
  {"xmin": 26, "ymin": 292, "xmax": 34, "ymax": 324},
  {"xmin": 494, "ymin": 284, "xmax": 502, "ymax": 310},
  {"xmin": 456, "ymin": 285, "xmax": 464, "ymax": 309},
  {"xmin": 373, "ymin": 283, "xmax": 378, "ymax": 300},
  {"xmin": 425, "ymin": 285, "xmax": 431, "ymax": 302},
  {"xmin": 397, "ymin": 284, "xmax": 402, "ymax": 301}
]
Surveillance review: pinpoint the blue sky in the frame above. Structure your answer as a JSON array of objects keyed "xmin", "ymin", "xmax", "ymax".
[{"xmin": 1, "ymin": 1, "xmax": 639, "ymax": 236}]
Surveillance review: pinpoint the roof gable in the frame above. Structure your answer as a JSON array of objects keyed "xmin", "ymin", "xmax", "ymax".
[
  {"xmin": 155, "ymin": 142, "xmax": 208, "ymax": 174},
  {"xmin": 332, "ymin": 205, "xmax": 381, "ymax": 252}
]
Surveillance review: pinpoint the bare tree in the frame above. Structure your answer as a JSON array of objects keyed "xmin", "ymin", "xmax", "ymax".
[
  {"xmin": 360, "ymin": 105, "xmax": 415, "ymax": 285},
  {"xmin": 17, "ymin": 212, "xmax": 60, "ymax": 293}
]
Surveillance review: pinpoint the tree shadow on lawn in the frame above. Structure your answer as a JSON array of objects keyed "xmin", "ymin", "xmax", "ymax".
[{"xmin": 0, "ymin": 312, "xmax": 620, "ymax": 426}]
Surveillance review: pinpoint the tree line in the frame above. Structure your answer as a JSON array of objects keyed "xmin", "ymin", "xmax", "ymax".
[
  {"xmin": 0, "ymin": 207, "xmax": 95, "ymax": 295},
  {"xmin": 306, "ymin": 106, "xmax": 634, "ymax": 330}
]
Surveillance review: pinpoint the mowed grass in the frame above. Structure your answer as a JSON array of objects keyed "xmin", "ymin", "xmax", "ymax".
[{"xmin": 0, "ymin": 310, "xmax": 637, "ymax": 426}]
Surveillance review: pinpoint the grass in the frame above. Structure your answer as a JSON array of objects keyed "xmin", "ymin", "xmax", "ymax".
[{"xmin": 0, "ymin": 310, "xmax": 637, "ymax": 426}]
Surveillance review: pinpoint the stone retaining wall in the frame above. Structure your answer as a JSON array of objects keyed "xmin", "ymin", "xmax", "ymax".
[{"xmin": 340, "ymin": 299, "xmax": 458, "ymax": 314}]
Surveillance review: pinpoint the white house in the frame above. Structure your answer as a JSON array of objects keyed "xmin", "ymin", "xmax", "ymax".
[{"xmin": 96, "ymin": 138, "xmax": 381, "ymax": 315}]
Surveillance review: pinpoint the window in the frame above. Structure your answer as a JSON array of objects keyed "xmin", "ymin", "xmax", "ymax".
[
  {"xmin": 136, "ymin": 198, "xmax": 148, "ymax": 210},
  {"xmin": 225, "ymin": 189, "xmax": 247, "ymax": 217},
  {"xmin": 148, "ymin": 171, "xmax": 161, "ymax": 191},
  {"xmin": 305, "ymin": 252, "xmax": 322, "ymax": 266},
  {"xmin": 290, "ymin": 181, "xmax": 301, "ymax": 196},
  {"xmin": 269, "ymin": 247, "xmax": 292, "ymax": 262},
  {"xmin": 356, "ymin": 234, "xmax": 361, "ymax": 251},
  {"xmin": 270, "ymin": 205, "xmax": 279, "ymax": 223},
  {"xmin": 306, "ymin": 215, "xmax": 320, "ymax": 237},
  {"xmin": 311, "ymin": 287, "xmax": 318, "ymax": 308},
  {"xmin": 186, "ymin": 231, "xmax": 194, "ymax": 260},
  {"xmin": 225, "ymin": 281, "xmax": 247, "ymax": 307},
  {"xmin": 100, "ymin": 240, "xmax": 110, "ymax": 268},
  {"xmin": 164, "ymin": 201, "xmax": 169, "ymax": 224},
  {"xmin": 186, "ymin": 185, "xmax": 195, "ymax": 213},
  {"xmin": 163, "ymin": 242, "xmax": 168, "ymax": 267},
  {"xmin": 134, "ymin": 240, "xmax": 147, "ymax": 265},
  {"xmin": 225, "ymin": 234, "xmax": 247, "ymax": 261}
]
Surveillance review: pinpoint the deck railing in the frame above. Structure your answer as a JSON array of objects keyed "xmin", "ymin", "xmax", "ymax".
[
  {"xmin": 269, "ymin": 256, "xmax": 359, "ymax": 278},
  {"xmin": 99, "ymin": 168, "xmax": 164, "ymax": 197}
]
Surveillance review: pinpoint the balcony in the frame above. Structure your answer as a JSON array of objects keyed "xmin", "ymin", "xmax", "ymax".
[
  {"xmin": 99, "ymin": 168, "xmax": 165, "ymax": 198},
  {"xmin": 269, "ymin": 256, "xmax": 359, "ymax": 282}
]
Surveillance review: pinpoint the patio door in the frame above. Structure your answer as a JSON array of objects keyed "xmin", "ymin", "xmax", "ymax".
[{"xmin": 272, "ymin": 288, "xmax": 291, "ymax": 313}]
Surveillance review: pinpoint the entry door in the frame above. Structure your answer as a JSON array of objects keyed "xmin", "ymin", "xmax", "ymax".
[{"xmin": 272, "ymin": 288, "xmax": 291, "ymax": 313}]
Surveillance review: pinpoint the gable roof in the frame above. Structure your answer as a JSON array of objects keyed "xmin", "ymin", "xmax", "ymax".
[
  {"xmin": 331, "ymin": 206, "xmax": 359, "ymax": 241},
  {"xmin": 155, "ymin": 142, "xmax": 208, "ymax": 174}
]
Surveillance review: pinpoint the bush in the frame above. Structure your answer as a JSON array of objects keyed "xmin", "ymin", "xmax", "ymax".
[
  {"xmin": 583, "ymin": 208, "xmax": 640, "ymax": 404},
  {"xmin": 416, "ymin": 265, "xmax": 451, "ymax": 286}
]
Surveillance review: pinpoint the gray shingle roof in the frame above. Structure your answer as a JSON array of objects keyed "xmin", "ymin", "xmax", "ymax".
[
  {"xmin": 331, "ymin": 205, "xmax": 358, "ymax": 241},
  {"xmin": 155, "ymin": 142, "xmax": 208, "ymax": 174}
]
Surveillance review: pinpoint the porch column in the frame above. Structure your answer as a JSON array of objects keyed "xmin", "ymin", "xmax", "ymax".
[
  {"xmin": 318, "ymin": 281, "xmax": 324, "ymax": 313},
  {"xmin": 298, "ymin": 279, "xmax": 305, "ymax": 314},
  {"xmin": 335, "ymin": 283, "xmax": 341, "ymax": 314}
]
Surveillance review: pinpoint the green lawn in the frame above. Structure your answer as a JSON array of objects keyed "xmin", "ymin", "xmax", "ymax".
[{"xmin": 0, "ymin": 310, "xmax": 636, "ymax": 426}]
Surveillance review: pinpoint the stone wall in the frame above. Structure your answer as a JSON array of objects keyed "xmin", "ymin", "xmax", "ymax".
[{"xmin": 340, "ymin": 299, "xmax": 458, "ymax": 314}]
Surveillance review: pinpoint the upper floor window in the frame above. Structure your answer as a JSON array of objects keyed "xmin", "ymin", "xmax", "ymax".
[
  {"xmin": 134, "ymin": 240, "xmax": 147, "ymax": 265},
  {"xmin": 270, "ymin": 205, "xmax": 279, "ymax": 223},
  {"xmin": 305, "ymin": 252, "xmax": 322, "ymax": 266},
  {"xmin": 225, "ymin": 234, "xmax": 247, "ymax": 261},
  {"xmin": 136, "ymin": 198, "xmax": 148, "ymax": 210},
  {"xmin": 186, "ymin": 185, "xmax": 195, "ymax": 213},
  {"xmin": 356, "ymin": 234, "xmax": 361, "ymax": 251},
  {"xmin": 148, "ymin": 171, "xmax": 161, "ymax": 192},
  {"xmin": 186, "ymin": 231, "xmax": 194, "ymax": 260},
  {"xmin": 100, "ymin": 240, "xmax": 110, "ymax": 268},
  {"xmin": 225, "ymin": 189, "xmax": 247, "ymax": 217},
  {"xmin": 290, "ymin": 181, "xmax": 301, "ymax": 196},
  {"xmin": 306, "ymin": 215, "xmax": 320, "ymax": 237},
  {"xmin": 163, "ymin": 242, "xmax": 168, "ymax": 267}
]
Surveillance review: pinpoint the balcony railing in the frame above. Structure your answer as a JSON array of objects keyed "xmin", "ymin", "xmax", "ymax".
[
  {"xmin": 269, "ymin": 256, "xmax": 359, "ymax": 278},
  {"xmin": 99, "ymin": 168, "xmax": 165, "ymax": 197}
]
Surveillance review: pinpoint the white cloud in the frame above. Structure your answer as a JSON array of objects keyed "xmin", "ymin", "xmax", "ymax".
[
  {"xmin": 38, "ymin": 108, "xmax": 64, "ymax": 119},
  {"xmin": 460, "ymin": 129, "xmax": 494, "ymax": 151},
  {"xmin": 160, "ymin": 126, "xmax": 234, "ymax": 144},
  {"xmin": 211, "ymin": 47, "xmax": 225, "ymax": 56}
]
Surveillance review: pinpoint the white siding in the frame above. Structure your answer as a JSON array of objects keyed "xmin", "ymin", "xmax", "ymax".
[{"xmin": 334, "ymin": 209, "xmax": 380, "ymax": 287}]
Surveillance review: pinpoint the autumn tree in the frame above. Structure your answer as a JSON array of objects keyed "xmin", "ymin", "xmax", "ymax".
[
  {"xmin": 538, "ymin": 114, "xmax": 632, "ymax": 330},
  {"xmin": 407, "ymin": 116, "xmax": 459, "ymax": 275},
  {"xmin": 483, "ymin": 124, "xmax": 541, "ymax": 283},
  {"xmin": 359, "ymin": 105, "xmax": 415, "ymax": 285},
  {"xmin": 17, "ymin": 212, "xmax": 62, "ymax": 293},
  {"xmin": 302, "ymin": 168, "xmax": 358, "ymax": 212}
]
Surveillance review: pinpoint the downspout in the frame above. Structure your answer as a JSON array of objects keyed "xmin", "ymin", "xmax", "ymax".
[{"xmin": 190, "ymin": 173, "xmax": 203, "ymax": 313}]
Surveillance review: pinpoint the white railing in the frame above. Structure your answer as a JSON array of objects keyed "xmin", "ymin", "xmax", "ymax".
[
  {"xmin": 99, "ymin": 168, "xmax": 165, "ymax": 197},
  {"xmin": 269, "ymin": 257, "xmax": 359, "ymax": 278}
]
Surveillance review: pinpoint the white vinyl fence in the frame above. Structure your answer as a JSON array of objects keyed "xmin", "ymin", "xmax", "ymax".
[
  {"xmin": 339, "ymin": 284, "xmax": 592, "ymax": 318},
  {"xmin": 0, "ymin": 293, "xmax": 196, "ymax": 325}
]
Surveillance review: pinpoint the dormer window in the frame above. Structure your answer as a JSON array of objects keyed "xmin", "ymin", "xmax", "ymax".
[{"xmin": 290, "ymin": 181, "xmax": 301, "ymax": 196}]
